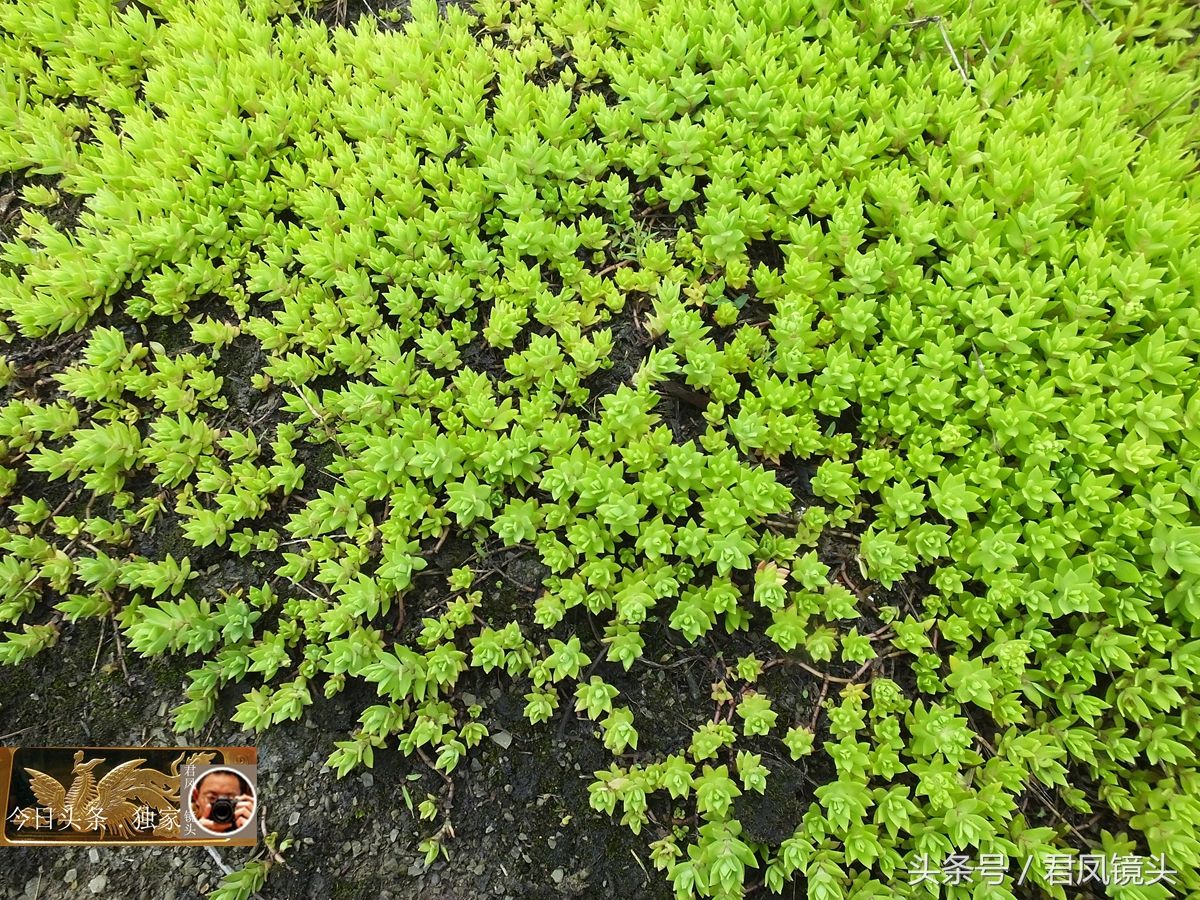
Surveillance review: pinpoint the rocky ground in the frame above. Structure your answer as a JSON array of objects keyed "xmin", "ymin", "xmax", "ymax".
[
  {"xmin": 0, "ymin": 530, "xmax": 896, "ymax": 900},
  {"xmin": 1, "ymin": 514, "xmax": 887, "ymax": 900},
  {"xmin": 0, "ymin": 611, "xmax": 688, "ymax": 900}
]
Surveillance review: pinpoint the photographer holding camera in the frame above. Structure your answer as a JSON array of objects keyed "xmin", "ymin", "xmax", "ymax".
[{"xmin": 190, "ymin": 769, "xmax": 254, "ymax": 834}]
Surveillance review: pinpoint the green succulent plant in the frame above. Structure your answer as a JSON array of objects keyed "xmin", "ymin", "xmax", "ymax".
[{"xmin": 0, "ymin": 0, "xmax": 1199, "ymax": 896}]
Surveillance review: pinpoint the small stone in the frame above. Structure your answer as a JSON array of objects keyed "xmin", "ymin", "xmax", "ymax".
[
  {"xmin": 288, "ymin": 811, "xmax": 301, "ymax": 827},
  {"xmin": 360, "ymin": 772, "xmax": 374, "ymax": 788},
  {"xmin": 88, "ymin": 849, "xmax": 99, "ymax": 864},
  {"xmin": 88, "ymin": 875, "xmax": 108, "ymax": 894},
  {"xmin": 551, "ymin": 869, "xmax": 564, "ymax": 885},
  {"xmin": 490, "ymin": 730, "xmax": 512, "ymax": 750},
  {"xmin": 65, "ymin": 869, "xmax": 77, "ymax": 884}
]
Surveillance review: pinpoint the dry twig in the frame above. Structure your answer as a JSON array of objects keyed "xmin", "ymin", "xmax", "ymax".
[{"xmin": 900, "ymin": 16, "xmax": 971, "ymax": 87}]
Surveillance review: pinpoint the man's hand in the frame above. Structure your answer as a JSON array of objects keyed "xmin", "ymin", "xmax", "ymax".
[{"xmin": 233, "ymin": 794, "xmax": 254, "ymax": 830}]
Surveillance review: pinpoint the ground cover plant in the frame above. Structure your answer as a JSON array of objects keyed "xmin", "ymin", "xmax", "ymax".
[{"xmin": 1, "ymin": 0, "xmax": 1199, "ymax": 896}]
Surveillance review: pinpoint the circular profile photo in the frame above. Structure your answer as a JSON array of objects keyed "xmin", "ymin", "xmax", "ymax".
[{"xmin": 189, "ymin": 766, "xmax": 256, "ymax": 836}]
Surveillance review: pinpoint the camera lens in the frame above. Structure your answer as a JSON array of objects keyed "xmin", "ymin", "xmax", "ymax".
[{"xmin": 209, "ymin": 797, "xmax": 236, "ymax": 824}]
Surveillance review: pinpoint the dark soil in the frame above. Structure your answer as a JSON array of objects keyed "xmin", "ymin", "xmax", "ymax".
[
  {"xmin": 0, "ymin": 533, "xmax": 879, "ymax": 900},
  {"xmin": 0, "ymin": 612, "xmax": 680, "ymax": 900}
]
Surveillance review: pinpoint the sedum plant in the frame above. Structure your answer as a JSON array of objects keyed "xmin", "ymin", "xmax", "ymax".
[{"xmin": 0, "ymin": 0, "xmax": 1199, "ymax": 896}]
